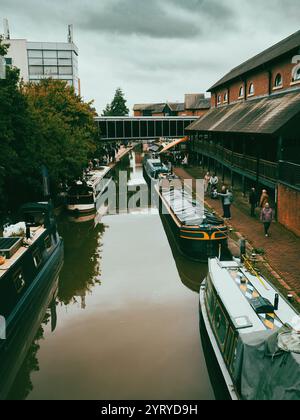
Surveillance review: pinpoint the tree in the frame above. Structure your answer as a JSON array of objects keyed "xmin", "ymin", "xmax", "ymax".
[
  {"xmin": 0, "ymin": 36, "xmax": 29, "ymax": 213},
  {"xmin": 18, "ymin": 79, "xmax": 98, "ymax": 200},
  {"xmin": 102, "ymin": 88, "xmax": 129, "ymax": 116}
]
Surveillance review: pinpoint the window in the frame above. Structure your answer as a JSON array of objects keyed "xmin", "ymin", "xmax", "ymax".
[
  {"xmin": 58, "ymin": 58, "xmax": 72, "ymax": 66},
  {"xmin": 13, "ymin": 269, "xmax": 25, "ymax": 294},
  {"xmin": 238, "ymin": 86, "xmax": 244, "ymax": 98},
  {"xmin": 217, "ymin": 95, "xmax": 221, "ymax": 104},
  {"xmin": 292, "ymin": 65, "xmax": 300, "ymax": 82},
  {"xmin": 43, "ymin": 50, "xmax": 57, "ymax": 58},
  {"xmin": 43, "ymin": 58, "xmax": 58, "ymax": 66},
  {"xmin": 29, "ymin": 58, "xmax": 43, "ymax": 66},
  {"xmin": 5, "ymin": 57, "xmax": 12, "ymax": 65},
  {"xmin": 33, "ymin": 248, "xmax": 43, "ymax": 268},
  {"xmin": 224, "ymin": 92, "xmax": 228, "ymax": 102},
  {"xmin": 58, "ymin": 66, "xmax": 73, "ymax": 75},
  {"xmin": 44, "ymin": 235, "xmax": 52, "ymax": 250},
  {"xmin": 248, "ymin": 83, "xmax": 254, "ymax": 95},
  {"xmin": 274, "ymin": 73, "xmax": 283, "ymax": 87},
  {"xmin": 58, "ymin": 50, "xmax": 72, "ymax": 59},
  {"xmin": 28, "ymin": 50, "xmax": 43, "ymax": 58},
  {"xmin": 213, "ymin": 302, "xmax": 229, "ymax": 349},
  {"xmin": 29, "ymin": 66, "xmax": 43, "ymax": 75},
  {"xmin": 44, "ymin": 66, "xmax": 58, "ymax": 75},
  {"xmin": 205, "ymin": 278, "xmax": 216, "ymax": 318}
]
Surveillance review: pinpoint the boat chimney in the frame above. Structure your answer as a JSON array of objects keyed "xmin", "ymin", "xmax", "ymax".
[
  {"xmin": 274, "ymin": 294, "xmax": 279, "ymax": 311},
  {"xmin": 26, "ymin": 224, "xmax": 31, "ymax": 240}
]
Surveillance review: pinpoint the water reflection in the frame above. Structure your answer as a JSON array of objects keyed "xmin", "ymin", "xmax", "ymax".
[
  {"xmin": 1, "ymin": 274, "xmax": 60, "ymax": 400},
  {"xmin": 57, "ymin": 217, "xmax": 106, "ymax": 308},
  {"xmin": 4, "ymin": 146, "xmax": 221, "ymax": 400}
]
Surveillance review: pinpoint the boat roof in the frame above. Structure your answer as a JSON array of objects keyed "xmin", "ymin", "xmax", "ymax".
[
  {"xmin": 0, "ymin": 226, "xmax": 46, "ymax": 279},
  {"xmin": 146, "ymin": 159, "xmax": 168, "ymax": 170},
  {"xmin": 209, "ymin": 258, "xmax": 299, "ymax": 335},
  {"xmin": 86, "ymin": 166, "xmax": 111, "ymax": 187},
  {"xmin": 160, "ymin": 185, "xmax": 224, "ymax": 227}
]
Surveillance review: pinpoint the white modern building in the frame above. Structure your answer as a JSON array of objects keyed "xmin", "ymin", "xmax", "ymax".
[{"xmin": 3, "ymin": 23, "xmax": 80, "ymax": 94}]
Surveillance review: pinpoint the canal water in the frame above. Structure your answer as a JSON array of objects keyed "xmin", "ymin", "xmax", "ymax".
[{"xmin": 7, "ymin": 148, "xmax": 227, "ymax": 400}]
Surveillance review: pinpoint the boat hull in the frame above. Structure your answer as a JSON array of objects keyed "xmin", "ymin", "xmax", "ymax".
[
  {"xmin": 199, "ymin": 283, "xmax": 239, "ymax": 401},
  {"xmin": 157, "ymin": 189, "xmax": 228, "ymax": 262},
  {"xmin": 0, "ymin": 239, "xmax": 64, "ymax": 400}
]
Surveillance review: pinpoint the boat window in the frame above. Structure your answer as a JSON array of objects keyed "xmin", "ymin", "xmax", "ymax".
[
  {"xmin": 224, "ymin": 326, "xmax": 235, "ymax": 365},
  {"xmin": 229, "ymin": 337, "xmax": 239, "ymax": 376},
  {"xmin": 13, "ymin": 269, "xmax": 25, "ymax": 294},
  {"xmin": 206, "ymin": 277, "xmax": 216, "ymax": 318},
  {"xmin": 44, "ymin": 235, "xmax": 52, "ymax": 250},
  {"xmin": 213, "ymin": 302, "xmax": 229, "ymax": 349},
  {"xmin": 33, "ymin": 248, "xmax": 43, "ymax": 268}
]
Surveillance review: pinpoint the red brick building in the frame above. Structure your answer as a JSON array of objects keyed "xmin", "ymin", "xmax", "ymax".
[
  {"xmin": 187, "ymin": 30, "xmax": 300, "ymax": 236},
  {"xmin": 133, "ymin": 94, "xmax": 210, "ymax": 117}
]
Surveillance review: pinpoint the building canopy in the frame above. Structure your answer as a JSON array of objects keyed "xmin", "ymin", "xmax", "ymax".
[{"xmin": 186, "ymin": 91, "xmax": 300, "ymax": 135}]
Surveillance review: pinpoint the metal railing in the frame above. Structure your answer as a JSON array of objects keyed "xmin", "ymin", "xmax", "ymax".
[
  {"xmin": 279, "ymin": 161, "xmax": 300, "ymax": 188},
  {"xmin": 190, "ymin": 141, "xmax": 279, "ymax": 182}
]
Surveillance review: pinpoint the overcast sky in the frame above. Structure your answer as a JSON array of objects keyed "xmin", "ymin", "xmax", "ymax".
[{"xmin": 1, "ymin": 0, "xmax": 300, "ymax": 114}]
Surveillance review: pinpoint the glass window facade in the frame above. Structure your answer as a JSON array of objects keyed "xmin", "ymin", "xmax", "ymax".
[
  {"xmin": 43, "ymin": 50, "xmax": 57, "ymax": 58},
  {"xmin": 58, "ymin": 50, "xmax": 72, "ymax": 58},
  {"xmin": 27, "ymin": 46, "xmax": 79, "ymax": 93},
  {"xmin": 28, "ymin": 50, "xmax": 43, "ymax": 58}
]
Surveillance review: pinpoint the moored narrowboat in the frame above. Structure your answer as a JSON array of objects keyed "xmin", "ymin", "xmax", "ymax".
[
  {"xmin": 0, "ymin": 202, "xmax": 64, "ymax": 399},
  {"xmin": 155, "ymin": 181, "xmax": 228, "ymax": 261},
  {"xmin": 143, "ymin": 157, "xmax": 169, "ymax": 184},
  {"xmin": 200, "ymin": 256, "xmax": 300, "ymax": 400},
  {"xmin": 67, "ymin": 166, "xmax": 112, "ymax": 214}
]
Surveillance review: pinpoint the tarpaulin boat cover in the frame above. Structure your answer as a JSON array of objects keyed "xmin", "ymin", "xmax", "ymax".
[{"xmin": 233, "ymin": 327, "xmax": 300, "ymax": 400}]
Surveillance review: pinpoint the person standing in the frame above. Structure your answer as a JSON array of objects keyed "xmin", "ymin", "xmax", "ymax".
[
  {"xmin": 218, "ymin": 188, "xmax": 233, "ymax": 220},
  {"xmin": 209, "ymin": 173, "xmax": 219, "ymax": 193},
  {"xmin": 259, "ymin": 189, "xmax": 269, "ymax": 209},
  {"xmin": 249, "ymin": 187, "xmax": 258, "ymax": 217},
  {"xmin": 204, "ymin": 172, "xmax": 211, "ymax": 195},
  {"xmin": 220, "ymin": 185, "xmax": 227, "ymax": 217},
  {"xmin": 260, "ymin": 203, "xmax": 274, "ymax": 237}
]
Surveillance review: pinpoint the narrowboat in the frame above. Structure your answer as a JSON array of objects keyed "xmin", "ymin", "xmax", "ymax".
[
  {"xmin": 0, "ymin": 202, "xmax": 64, "ymax": 399},
  {"xmin": 155, "ymin": 182, "xmax": 228, "ymax": 261},
  {"xmin": 200, "ymin": 256, "xmax": 300, "ymax": 400},
  {"xmin": 143, "ymin": 157, "xmax": 169, "ymax": 184},
  {"xmin": 67, "ymin": 166, "xmax": 112, "ymax": 214}
]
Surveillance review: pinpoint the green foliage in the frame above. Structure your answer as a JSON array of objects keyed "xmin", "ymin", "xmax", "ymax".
[
  {"xmin": 102, "ymin": 87, "xmax": 129, "ymax": 116},
  {"xmin": 0, "ymin": 36, "xmax": 99, "ymax": 213}
]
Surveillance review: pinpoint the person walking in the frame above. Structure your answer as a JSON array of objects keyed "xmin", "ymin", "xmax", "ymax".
[
  {"xmin": 249, "ymin": 187, "xmax": 258, "ymax": 217},
  {"xmin": 209, "ymin": 173, "xmax": 219, "ymax": 193},
  {"xmin": 220, "ymin": 185, "xmax": 227, "ymax": 217},
  {"xmin": 204, "ymin": 172, "xmax": 211, "ymax": 195},
  {"xmin": 260, "ymin": 203, "xmax": 274, "ymax": 237},
  {"xmin": 218, "ymin": 188, "xmax": 233, "ymax": 220},
  {"xmin": 259, "ymin": 189, "xmax": 269, "ymax": 209}
]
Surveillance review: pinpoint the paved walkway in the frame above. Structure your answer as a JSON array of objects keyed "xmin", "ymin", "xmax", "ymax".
[{"xmin": 174, "ymin": 167, "xmax": 300, "ymax": 298}]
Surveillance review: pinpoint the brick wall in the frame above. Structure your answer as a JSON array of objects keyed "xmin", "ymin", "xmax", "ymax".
[
  {"xmin": 211, "ymin": 52, "xmax": 300, "ymax": 108},
  {"xmin": 278, "ymin": 183, "xmax": 300, "ymax": 237}
]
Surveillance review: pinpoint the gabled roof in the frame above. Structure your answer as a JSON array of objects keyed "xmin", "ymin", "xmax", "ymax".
[
  {"xmin": 186, "ymin": 90, "xmax": 300, "ymax": 135},
  {"xmin": 209, "ymin": 30, "xmax": 300, "ymax": 92}
]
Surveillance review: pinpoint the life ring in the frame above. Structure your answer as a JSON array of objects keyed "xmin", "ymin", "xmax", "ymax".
[{"xmin": 0, "ymin": 256, "xmax": 6, "ymax": 266}]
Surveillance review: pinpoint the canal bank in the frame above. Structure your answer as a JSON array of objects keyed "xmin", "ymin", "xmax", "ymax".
[
  {"xmin": 174, "ymin": 166, "xmax": 300, "ymax": 308},
  {"xmin": 6, "ymin": 149, "xmax": 229, "ymax": 400}
]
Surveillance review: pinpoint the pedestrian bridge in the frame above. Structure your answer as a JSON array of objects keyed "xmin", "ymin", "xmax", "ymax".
[{"xmin": 95, "ymin": 116, "xmax": 197, "ymax": 141}]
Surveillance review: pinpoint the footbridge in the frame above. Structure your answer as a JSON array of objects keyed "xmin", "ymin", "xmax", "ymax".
[{"xmin": 95, "ymin": 116, "xmax": 198, "ymax": 141}]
